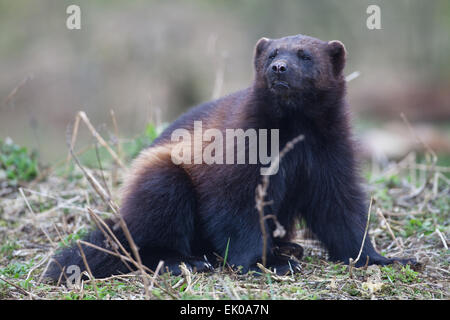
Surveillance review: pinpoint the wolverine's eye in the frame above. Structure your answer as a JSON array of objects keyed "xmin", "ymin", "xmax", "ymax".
[
  {"xmin": 297, "ymin": 49, "xmax": 311, "ymax": 61},
  {"xmin": 268, "ymin": 49, "xmax": 278, "ymax": 60}
]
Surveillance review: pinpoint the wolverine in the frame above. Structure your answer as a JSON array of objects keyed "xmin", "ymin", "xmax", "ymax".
[{"xmin": 46, "ymin": 34, "xmax": 415, "ymax": 280}]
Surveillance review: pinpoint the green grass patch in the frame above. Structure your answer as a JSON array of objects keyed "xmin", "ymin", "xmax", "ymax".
[
  {"xmin": 57, "ymin": 228, "xmax": 89, "ymax": 248},
  {"xmin": 0, "ymin": 240, "xmax": 21, "ymax": 260},
  {"xmin": 0, "ymin": 261, "xmax": 34, "ymax": 279},
  {"xmin": 381, "ymin": 265, "xmax": 420, "ymax": 284},
  {"xmin": 0, "ymin": 138, "xmax": 39, "ymax": 185}
]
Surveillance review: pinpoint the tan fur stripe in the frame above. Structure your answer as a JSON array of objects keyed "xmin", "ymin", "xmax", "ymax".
[{"xmin": 120, "ymin": 144, "xmax": 173, "ymax": 201}]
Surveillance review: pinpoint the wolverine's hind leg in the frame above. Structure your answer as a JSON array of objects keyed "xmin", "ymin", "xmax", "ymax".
[{"xmin": 121, "ymin": 151, "xmax": 213, "ymax": 275}]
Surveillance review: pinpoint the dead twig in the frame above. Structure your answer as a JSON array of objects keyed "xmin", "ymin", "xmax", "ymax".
[
  {"xmin": 376, "ymin": 208, "xmax": 403, "ymax": 252},
  {"xmin": 65, "ymin": 119, "xmax": 151, "ymax": 299},
  {"xmin": 400, "ymin": 113, "xmax": 437, "ymax": 192},
  {"xmin": 19, "ymin": 188, "xmax": 56, "ymax": 247},
  {"xmin": 255, "ymin": 134, "xmax": 304, "ymax": 266},
  {"xmin": 435, "ymin": 229, "xmax": 448, "ymax": 250},
  {"xmin": 67, "ymin": 111, "xmax": 125, "ymax": 168},
  {"xmin": 349, "ymin": 197, "xmax": 373, "ymax": 277},
  {"xmin": 3, "ymin": 74, "xmax": 34, "ymax": 106},
  {"xmin": 76, "ymin": 240, "xmax": 99, "ymax": 298},
  {"xmin": 0, "ymin": 277, "xmax": 43, "ymax": 300}
]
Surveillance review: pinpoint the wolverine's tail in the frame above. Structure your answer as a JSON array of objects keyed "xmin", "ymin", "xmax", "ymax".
[{"xmin": 45, "ymin": 220, "xmax": 133, "ymax": 282}]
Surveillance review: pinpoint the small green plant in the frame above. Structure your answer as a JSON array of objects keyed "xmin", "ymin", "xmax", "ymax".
[
  {"xmin": 0, "ymin": 138, "xmax": 38, "ymax": 185},
  {"xmin": 0, "ymin": 241, "xmax": 20, "ymax": 259},
  {"xmin": 343, "ymin": 282, "xmax": 360, "ymax": 296},
  {"xmin": 381, "ymin": 265, "xmax": 419, "ymax": 284},
  {"xmin": 58, "ymin": 228, "xmax": 89, "ymax": 248},
  {"xmin": 403, "ymin": 218, "xmax": 436, "ymax": 237},
  {"xmin": 0, "ymin": 261, "xmax": 34, "ymax": 278},
  {"xmin": 63, "ymin": 292, "xmax": 81, "ymax": 300},
  {"xmin": 331, "ymin": 263, "xmax": 348, "ymax": 275},
  {"xmin": 122, "ymin": 122, "xmax": 163, "ymax": 160},
  {"xmin": 223, "ymin": 237, "xmax": 231, "ymax": 268}
]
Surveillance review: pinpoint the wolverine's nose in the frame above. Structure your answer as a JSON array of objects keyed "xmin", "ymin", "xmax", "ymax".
[{"xmin": 271, "ymin": 60, "xmax": 287, "ymax": 74}]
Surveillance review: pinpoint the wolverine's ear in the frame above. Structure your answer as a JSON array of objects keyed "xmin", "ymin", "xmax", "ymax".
[
  {"xmin": 253, "ymin": 37, "xmax": 271, "ymax": 69},
  {"xmin": 254, "ymin": 37, "xmax": 271, "ymax": 57},
  {"xmin": 327, "ymin": 40, "xmax": 346, "ymax": 76}
]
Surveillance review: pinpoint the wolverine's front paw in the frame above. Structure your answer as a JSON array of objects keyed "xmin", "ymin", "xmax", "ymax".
[
  {"xmin": 390, "ymin": 257, "xmax": 422, "ymax": 270},
  {"xmin": 271, "ymin": 258, "xmax": 302, "ymax": 275},
  {"xmin": 272, "ymin": 241, "xmax": 304, "ymax": 260},
  {"xmin": 251, "ymin": 258, "xmax": 302, "ymax": 276},
  {"xmin": 366, "ymin": 255, "xmax": 421, "ymax": 270},
  {"xmin": 162, "ymin": 256, "xmax": 214, "ymax": 275},
  {"xmin": 185, "ymin": 257, "xmax": 215, "ymax": 273}
]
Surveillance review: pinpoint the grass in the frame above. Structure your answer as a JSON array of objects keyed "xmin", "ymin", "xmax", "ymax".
[
  {"xmin": 0, "ymin": 121, "xmax": 448, "ymax": 300},
  {"xmin": 0, "ymin": 138, "xmax": 38, "ymax": 186},
  {"xmin": 381, "ymin": 265, "xmax": 420, "ymax": 284}
]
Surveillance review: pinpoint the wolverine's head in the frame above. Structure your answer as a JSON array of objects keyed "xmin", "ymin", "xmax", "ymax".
[{"xmin": 253, "ymin": 34, "xmax": 346, "ymax": 99}]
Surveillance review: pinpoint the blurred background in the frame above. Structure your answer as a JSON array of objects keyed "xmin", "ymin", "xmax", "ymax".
[{"xmin": 0, "ymin": 0, "xmax": 449, "ymax": 165}]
